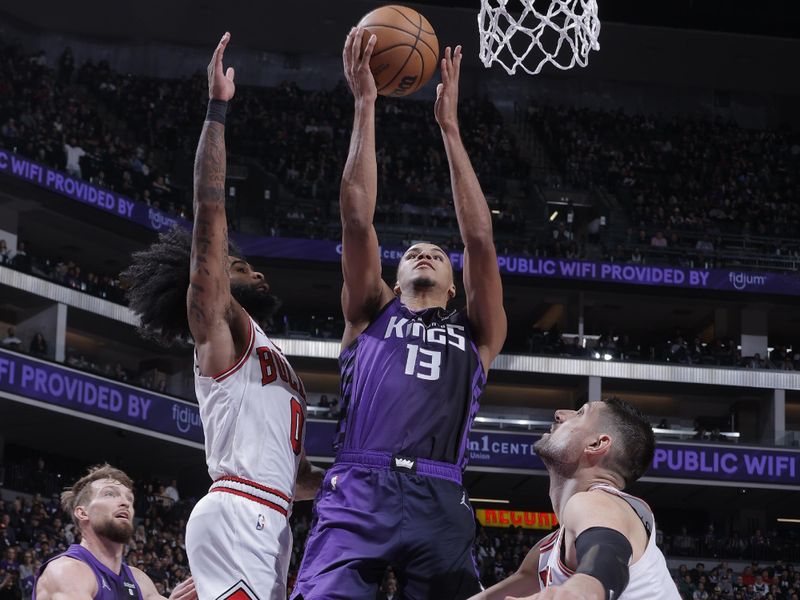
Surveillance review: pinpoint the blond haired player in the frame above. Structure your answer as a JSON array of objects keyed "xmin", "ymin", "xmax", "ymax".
[
  {"xmin": 123, "ymin": 33, "xmax": 324, "ymax": 600},
  {"xmin": 471, "ymin": 398, "xmax": 680, "ymax": 600},
  {"xmin": 34, "ymin": 464, "xmax": 196, "ymax": 600}
]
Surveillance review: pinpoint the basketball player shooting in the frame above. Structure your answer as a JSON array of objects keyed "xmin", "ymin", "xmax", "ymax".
[
  {"xmin": 470, "ymin": 398, "xmax": 680, "ymax": 600},
  {"xmin": 123, "ymin": 33, "xmax": 323, "ymax": 600},
  {"xmin": 291, "ymin": 29, "xmax": 507, "ymax": 600},
  {"xmin": 34, "ymin": 464, "xmax": 196, "ymax": 600}
]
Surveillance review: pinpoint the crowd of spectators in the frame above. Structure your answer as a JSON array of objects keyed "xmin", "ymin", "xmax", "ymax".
[
  {"xmin": 0, "ymin": 237, "xmax": 125, "ymax": 304},
  {"xmin": 668, "ymin": 526, "xmax": 800, "ymax": 565},
  {"xmin": 5, "ymin": 455, "xmax": 800, "ymax": 599},
  {"xmin": 524, "ymin": 327, "xmax": 799, "ymax": 372},
  {"xmin": 0, "ymin": 40, "xmax": 528, "ymax": 248},
  {"xmin": 526, "ymin": 103, "xmax": 800, "ymax": 255}
]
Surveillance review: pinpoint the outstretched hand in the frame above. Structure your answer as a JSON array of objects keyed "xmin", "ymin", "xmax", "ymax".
[
  {"xmin": 168, "ymin": 577, "xmax": 197, "ymax": 600},
  {"xmin": 208, "ymin": 32, "xmax": 235, "ymax": 101},
  {"xmin": 343, "ymin": 27, "xmax": 378, "ymax": 103},
  {"xmin": 435, "ymin": 45, "xmax": 462, "ymax": 133}
]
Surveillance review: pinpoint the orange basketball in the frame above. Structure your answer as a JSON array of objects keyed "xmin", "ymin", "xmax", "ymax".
[{"xmin": 358, "ymin": 5, "xmax": 439, "ymax": 97}]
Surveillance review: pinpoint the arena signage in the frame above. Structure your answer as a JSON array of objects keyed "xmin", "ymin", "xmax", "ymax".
[
  {"xmin": 2, "ymin": 349, "xmax": 800, "ymax": 486},
  {"xmin": 0, "ymin": 349, "xmax": 203, "ymax": 445},
  {"xmin": 475, "ymin": 509, "xmax": 558, "ymax": 530},
  {"xmin": 3, "ymin": 151, "xmax": 800, "ymax": 297},
  {"xmin": 649, "ymin": 444, "xmax": 799, "ymax": 485}
]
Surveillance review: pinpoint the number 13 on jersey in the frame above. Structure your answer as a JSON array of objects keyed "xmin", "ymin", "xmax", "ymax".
[{"xmin": 404, "ymin": 343, "xmax": 441, "ymax": 381}]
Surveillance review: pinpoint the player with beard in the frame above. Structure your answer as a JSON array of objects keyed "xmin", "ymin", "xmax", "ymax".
[
  {"xmin": 470, "ymin": 397, "xmax": 680, "ymax": 600},
  {"xmin": 33, "ymin": 464, "xmax": 196, "ymax": 600},
  {"xmin": 292, "ymin": 35, "xmax": 506, "ymax": 600},
  {"xmin": 123, "ymin": 33, "xmax": 323, "ymax": 600}
]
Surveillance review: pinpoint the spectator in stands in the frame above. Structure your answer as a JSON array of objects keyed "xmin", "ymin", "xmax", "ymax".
[
  {"xmin": 10, "ymin": 243, "xmax": 30, "ymax": 274},
  {"xmin": 696, "ymin": 235, "xmax": 715, "ymax": 254},
  {"xmin": 62, "ymin": 137, "xmax": 87, "ymax": 179},
  {"xmin": 0, "ymin": 241, "xmax": 10, "ymax": 265},
  {"xmin": 0, "ymin": 568, "xmax": 21, "ymax": 600},
  {"xmin": 693, "ymin": 581, "xmax": 709, "ymax": 600},
  {"xmin": 651, "ymin": 231, "xmax": 668, "ymax": 248},
  {"xmin": 164, "ymin": 480, "xmax": 180, "ymax": 504},
  {"xmin": 1, "ymin": 328, "xmax": 22, "ymax": 352},
  {"xmin": 28, "ymin": 334, "xmax": 47, "ymax": 358}
]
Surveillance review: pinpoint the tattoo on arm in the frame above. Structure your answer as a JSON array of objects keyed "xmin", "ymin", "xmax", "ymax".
[{"xmin": 189, "ymin": 120, "xmax": 230, "ymax": 328}]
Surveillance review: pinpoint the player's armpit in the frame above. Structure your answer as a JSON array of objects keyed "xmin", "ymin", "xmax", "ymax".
[{"xmin": 34, "ymin": 558, "xmax": 96, "ymax": 600}]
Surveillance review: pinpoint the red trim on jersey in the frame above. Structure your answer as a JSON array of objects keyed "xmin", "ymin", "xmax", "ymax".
[
  {"xmin": 539, "ymin": 530, "xmax": 560, "ymax": 552},
  {"xmin": 558, "ymin": 554, "xmax": 576, "ymax": 576},
  {"xmin": 213, "ymin": 319, "xmax": 255, "ymax": 382},
  {"xmin": 214, "ymin": 475, "xmax": 292, "ymax": 504},
  {"xmin": 210, "ymin": 487, "xmax": 288, "ymax": 516}
]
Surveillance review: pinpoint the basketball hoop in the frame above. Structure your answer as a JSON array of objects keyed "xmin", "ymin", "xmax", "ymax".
[{"xmin": 478, "ymin": 0, "xmax": 601, "ymax": 76}]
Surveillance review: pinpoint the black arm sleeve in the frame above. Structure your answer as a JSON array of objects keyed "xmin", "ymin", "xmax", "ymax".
[{"xmin": 574, "ymin": 526, "xmax": 633, "ymax": 600}]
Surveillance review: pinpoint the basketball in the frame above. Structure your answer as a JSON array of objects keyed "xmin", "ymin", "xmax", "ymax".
[{"xmin": 357, "ymin": 5, "xmax": 439, "ymax": 97}]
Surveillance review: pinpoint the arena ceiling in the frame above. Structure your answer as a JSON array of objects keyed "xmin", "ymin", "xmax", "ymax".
[{"xmin": 1, "ymin": 0, "xmax": 798, "ymax": 61}]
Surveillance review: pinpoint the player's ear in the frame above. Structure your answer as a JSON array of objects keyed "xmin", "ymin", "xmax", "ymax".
[
  {"xmin": 448, "ymin": 282, "xmax": 456, "ymax": 300},
  {"xmin": 393, "ymin": 281, "xmax": 401, "ymax": 297},
  {"xmin": 586, "ymin": 433, "xmax": 612, "ymax": 456},
  {"xmin": 74, "ymin": 505, "xmax": 89, "ymax": 525}
]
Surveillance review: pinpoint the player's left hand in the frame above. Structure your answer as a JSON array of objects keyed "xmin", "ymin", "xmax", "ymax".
[
  {"xmin": 208, "ymin": 32, "xmax": 235, "ymax": 101},
  {"xmin": 168, "ymin": 577, "xmax": 197, "ymax": 600},
  {"xmin": 434, "ymin": 45, "xmax": 462, "ymax": 133}
]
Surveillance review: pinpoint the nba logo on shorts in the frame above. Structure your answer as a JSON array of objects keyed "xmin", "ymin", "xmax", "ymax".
[{"xmin": 256, "ymin": 514, "xmax": 265, "ymax": 530}]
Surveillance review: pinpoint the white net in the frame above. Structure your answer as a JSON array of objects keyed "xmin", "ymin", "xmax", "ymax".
[{"xmin": 478, "ymin": 0, "xmax": 601, "ymax": 76}]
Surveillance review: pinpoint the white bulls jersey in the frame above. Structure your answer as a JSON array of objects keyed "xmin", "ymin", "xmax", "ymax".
[
  {"xmin": 193, "ymin": 315, "xmax": 306, "ymax": 507},
  {"xmin": 188, "ymin": 316, "xmax": 306, "ymax": 600},
  {"xmin": 537, "ymin": 484, "xmax": 680, "ymax": 600}
]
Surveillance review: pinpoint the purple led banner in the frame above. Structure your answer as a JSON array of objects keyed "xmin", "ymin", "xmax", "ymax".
[
  {"xmin": 1, "ymin": 350, "xmax": 798, "ymax": 486},
  {"xmin": 0, "ymin": 349, "xmax": 203, "ymax": 444},
  {"xmin": 3, "ymin": 150, "xmax": 800, "ymax": 296}
]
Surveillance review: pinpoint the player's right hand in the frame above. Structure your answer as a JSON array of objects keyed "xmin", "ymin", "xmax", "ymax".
[
  {"xmin": 343, "ymin": 27, "xmax": 377, "ymax": 102},
  {"xmin": 208, "ymin": 32, "xmax": 236, "ymax": 101}
]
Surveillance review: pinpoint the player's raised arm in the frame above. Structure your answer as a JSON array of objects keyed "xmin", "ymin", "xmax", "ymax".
[
  {"xmin": 339, "ymin": 27, "xmax": 394, "ymax": 347},
  {"xmin": 188, "ymin": 32, "xmax": 240, "ymax": 375},
  {"xmin": 435, "ymin": 46, "xmax": 507, "ymax": 373}
]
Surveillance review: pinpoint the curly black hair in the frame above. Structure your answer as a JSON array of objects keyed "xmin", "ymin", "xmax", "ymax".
[{"xmin": 121, "ymin": 226, "xmax": 241, "ymax": 347}]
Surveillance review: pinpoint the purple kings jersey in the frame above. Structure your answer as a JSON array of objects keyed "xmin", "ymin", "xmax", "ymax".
[
  {"xmin": 34, "ymin": 544, "xmax": 143, "ymax": 600},
  {"xmin": 336, "ymin": 298, "xmax": 486, "ymax": 468}
]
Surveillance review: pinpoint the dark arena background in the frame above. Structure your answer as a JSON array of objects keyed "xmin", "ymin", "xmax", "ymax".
[{"xmin": 1, "ymin": 0, "xmax": 800, "ymax": 598}]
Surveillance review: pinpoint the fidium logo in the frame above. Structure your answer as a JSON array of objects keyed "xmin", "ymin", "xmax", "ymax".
[
  {"xmin": 172, "ymin": 404, "xmax": 201, "ymax": 434},
  {"xmin": 728, "ymin": 272, "xmax": 767, "ymax": 291}
]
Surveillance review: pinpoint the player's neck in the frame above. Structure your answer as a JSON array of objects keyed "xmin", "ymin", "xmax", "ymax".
[
  {"xmin": 548, "ymin": 470, "xmax": 620, "ymax": 522},
  {"xmin": 81, "ymin": 532, "xmax": 125, "ymax": 574},
  {"xmin": 400, "ymin": 289, "xmax": 449, "ymax": 313}
]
